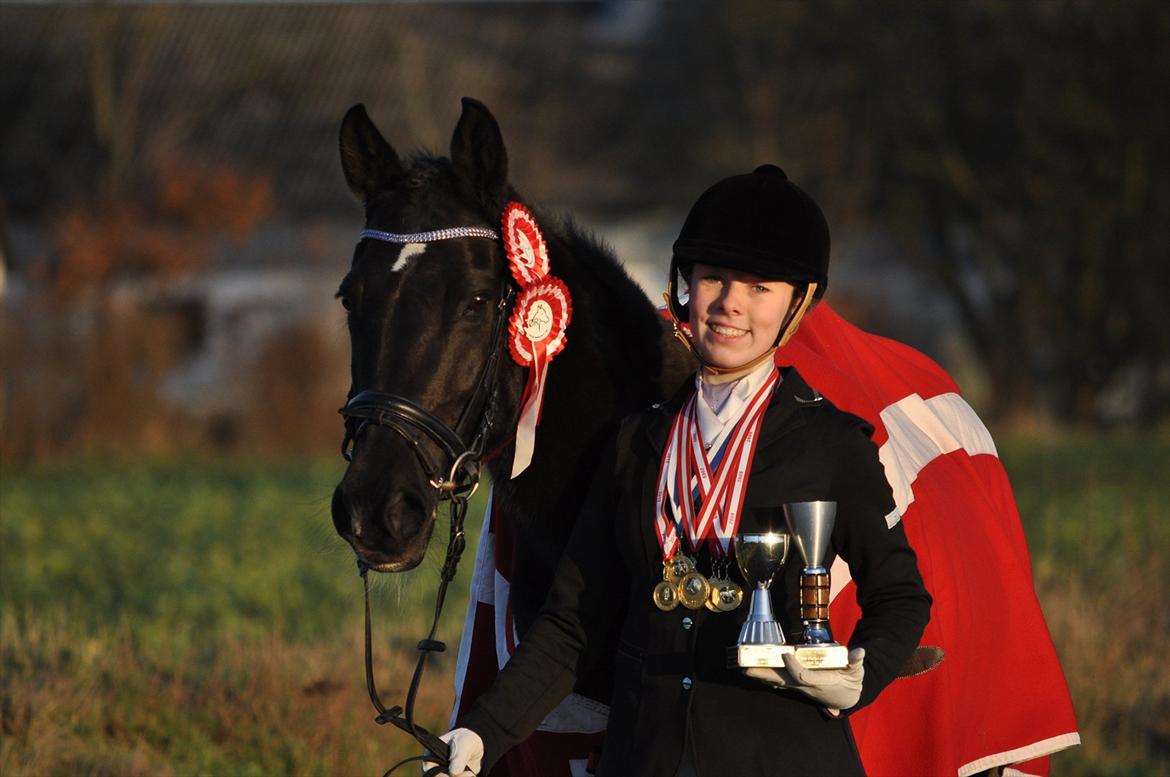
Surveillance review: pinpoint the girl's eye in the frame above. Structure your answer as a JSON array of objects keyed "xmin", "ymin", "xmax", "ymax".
[{"xmin": 753, "ymin": 284, "xmax": 770, "ymax": 293}]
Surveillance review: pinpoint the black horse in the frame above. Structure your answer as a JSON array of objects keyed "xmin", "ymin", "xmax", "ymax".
[{"xmin": 331, "ymin": 97, "xmax": 689, "ymax": 642}]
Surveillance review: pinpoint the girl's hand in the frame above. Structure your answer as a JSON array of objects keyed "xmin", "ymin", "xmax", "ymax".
[{"xmin": 745, "ymin": 647, "xmax": 865, "ymax": 713}]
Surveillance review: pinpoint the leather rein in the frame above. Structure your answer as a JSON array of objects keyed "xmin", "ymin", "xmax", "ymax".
[{"xmin": 338, "ymin": 227, "xmax": 515, "ymax": 776}]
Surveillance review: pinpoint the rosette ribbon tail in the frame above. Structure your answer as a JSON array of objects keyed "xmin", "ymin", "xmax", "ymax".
[{"xmin": 510, "ymin": 342, "xmax": 548, "ymax": 479}]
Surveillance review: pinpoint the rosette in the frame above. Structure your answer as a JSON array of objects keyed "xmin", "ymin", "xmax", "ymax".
[
  {"xmin": 507, "ymin": 277, "xmax": 572, "ymax": 478},
  {"xmin": 502, "ymin": 202, "xmax": 550, "ymax": 287}
]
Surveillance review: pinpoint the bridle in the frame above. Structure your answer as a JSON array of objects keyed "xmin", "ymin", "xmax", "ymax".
[{"xmin": 337, "ymin": 225, "xmax": 515, "ymax": 776}]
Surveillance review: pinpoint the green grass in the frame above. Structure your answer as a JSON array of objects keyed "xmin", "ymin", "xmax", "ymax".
[
  {"xmin": 998, "ymin": 433, "xmax": 1170, "ymax": 776},
  {"xmin": 1, "ymin": 437, "xmax": 1168, "ymax": 775},
  {"xmin": 1, "ymin": 458, "xmax": 487, "ymax": 776}
]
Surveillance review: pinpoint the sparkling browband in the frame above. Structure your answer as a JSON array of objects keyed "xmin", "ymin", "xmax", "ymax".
[{"xmin": 359, "ymin": 226, "xmax": 501, "ymax": 244}]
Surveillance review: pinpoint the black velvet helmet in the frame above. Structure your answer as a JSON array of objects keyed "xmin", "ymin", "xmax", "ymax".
[{"xmin": 668, "ymin": 164, "xmax": 830, "ymax": 322}]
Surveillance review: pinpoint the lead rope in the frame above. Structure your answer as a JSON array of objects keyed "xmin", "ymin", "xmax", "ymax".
[{"xmin": 361, "ymin": 493, "xmax": 470, "ymax": 777}]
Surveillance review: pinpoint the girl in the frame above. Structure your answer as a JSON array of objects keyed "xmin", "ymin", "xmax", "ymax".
[{"xmin": 433, "ymin": 165, "xmax": 930, "ymax": 777}]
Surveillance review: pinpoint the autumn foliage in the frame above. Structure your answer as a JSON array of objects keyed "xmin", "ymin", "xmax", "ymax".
[
  {"xmin": 51, "ymin": 160, "xmax": 275, "ymax": 295},
  {"xmin": 1, "ymin": 160, "xmax": 282, "ymax": 464}
]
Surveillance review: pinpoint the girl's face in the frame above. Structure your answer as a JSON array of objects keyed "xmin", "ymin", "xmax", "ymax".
[{"xmin": 687, "ymin": 262, "xmax": 795, "ymax": 369}]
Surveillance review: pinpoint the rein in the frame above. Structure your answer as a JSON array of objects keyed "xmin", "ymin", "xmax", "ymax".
[
  {"xmin": 357, "ymin": 494, "xmax": 468, "ymax": 777},
  {"xmin": 339, "ymin": 226, "xmax": 516, "ymax": 776}
]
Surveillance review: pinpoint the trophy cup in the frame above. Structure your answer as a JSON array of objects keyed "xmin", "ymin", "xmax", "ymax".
[
  {"xmin": 783, "ymin": 501, "xmax": 849, "ymax": 669},
  {"xmin": 728, "ymin": 531, "xmax": 795, "ymax": 668}
]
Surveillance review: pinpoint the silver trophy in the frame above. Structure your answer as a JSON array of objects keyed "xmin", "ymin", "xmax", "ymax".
[
  {"xmin": 783, "ymin": 501, "xmax": 849, "ymax": 669},
  {"xmin": 728, "ymin": 531, "xmax": 795, "ymax": 668}
]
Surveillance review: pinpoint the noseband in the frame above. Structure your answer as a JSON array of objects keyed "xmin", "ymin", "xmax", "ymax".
[{"xmin": 337, "ymin": 224, "xmax": 515, "ymax": 776}]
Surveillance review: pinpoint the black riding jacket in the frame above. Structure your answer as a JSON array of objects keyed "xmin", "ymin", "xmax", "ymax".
[{"xmin": 460, "ymin": 367, "xmax": 931, "ymax": 776}]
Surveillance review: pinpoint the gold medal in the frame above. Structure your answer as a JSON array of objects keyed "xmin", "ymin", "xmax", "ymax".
[
  {"xmin": 705, "ymin": 583, "xmax": 720, "ymax": 612},
  {"xmin": 705, "ymin": 574, "xmax": 723, "ymax": 611},
  {"xmin": 653, "ymin": 580, "xmax": 680, "ymax": 611},
  {"xmin": 665, "ymin": 554, "xmax": 695, "ymax": 585},
  {"xmin": 679, "ymin": 570, "xmax": 711, "ymax": 610},
  {"xmin": 705, "ymin": 569, "xmax": 725, "ymax": 611},
  {"xmin": 713, "ymin": 580, "xmax": 744, "ymax": 612}
]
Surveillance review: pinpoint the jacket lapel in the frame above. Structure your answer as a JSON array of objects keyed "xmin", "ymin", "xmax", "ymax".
[
  {"xmin": 752, "ymin": 366, "xmax": 816, "ymax": 454},
  {"xmin": 642, "ymin": 376, "xmax": 695, "ymax": 457},
  {"xmin": 643, "ymin": 366, "xmax": 817, "ymax": 466}
]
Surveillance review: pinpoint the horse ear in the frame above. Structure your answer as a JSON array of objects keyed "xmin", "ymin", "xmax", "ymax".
[
  {"xmin": 450, "ymin": 97, "xmax": 509, "ymax": 203},
  {"xmin": 339, "ymin": 104, "xmax": 403, "ymax": 204}
]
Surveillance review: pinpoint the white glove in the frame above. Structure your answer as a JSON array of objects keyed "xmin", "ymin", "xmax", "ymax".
[
  {"xmin": 745, "ymin": 647, "xmax": 865, "ymax": 713},
  {"xmin": 421, "ymin": 728, "xmax": 484, "ymax": 777}
]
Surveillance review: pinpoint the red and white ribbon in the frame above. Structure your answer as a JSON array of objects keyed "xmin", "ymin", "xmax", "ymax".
[
  {"xmin": 501, "ymin": 202, "xmax": 572, "ymax": 479},
  {"xmin": 508, "ymin": 277, "xmax": 572, "ymax": 478},
  {"xmin": 653, "ymin": 368, "xmax": 779, "ymax": 561}
]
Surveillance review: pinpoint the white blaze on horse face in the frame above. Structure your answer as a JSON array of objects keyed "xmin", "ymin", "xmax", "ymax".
[{"xmin": 390, "ymin": 242, "xmax": 426, "ymax": 272}]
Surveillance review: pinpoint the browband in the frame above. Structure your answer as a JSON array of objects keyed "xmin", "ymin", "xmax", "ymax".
[{"xmin": 359, "ymin": 226, "xmax": 500, "ymax": 244}]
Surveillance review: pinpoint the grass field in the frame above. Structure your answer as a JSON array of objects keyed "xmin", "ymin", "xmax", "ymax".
[{"xmin": 2, "ymin": 436, "xmax": 1167, "ymax": 776}]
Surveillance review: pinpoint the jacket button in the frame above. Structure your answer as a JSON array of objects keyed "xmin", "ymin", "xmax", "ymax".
[
  {"xmin": 681, "ymin": 617, "xmax": 694, "ymax": 630},
  {"xmin": 681, "ymin": 676, "xmax": 693, "ymax": 691}
]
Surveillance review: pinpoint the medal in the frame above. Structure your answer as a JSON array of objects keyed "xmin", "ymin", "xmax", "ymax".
[
  {"xmin": 653, "ymin": 370, "xmax": 778, "ymax": 615},
  {"xmin": 665, "ymin": 554, "xmax": 695, "ymax": 585},
  {"xmin": 712, "ymin": 579, "xmax": 744, "ymax": 612},
  {"xmin": 653, "ymin": 580, "xmax": 680, "ymax": 611},
  {"xmin": 652, "ymin": 370, "xmax": 778, "ymax": 616},
  {"xmin": 679, "ymin": 570, "xmax": 711, "ymax": 610},
  {"xmin": 654, "ymin": 552, "xmax": 692, "ymax": 610},
  {"xmin": 706, "ymin": 561, "xmax": 725, "ymax": 608},
  {"xmin": 705, "ymin": 560, "xmax": 745, "ymax": 612}
]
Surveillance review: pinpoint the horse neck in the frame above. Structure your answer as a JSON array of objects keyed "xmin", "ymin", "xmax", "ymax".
[{"xmin": 487, "ymin": 221, "xmax": 677, "ymax": 531}]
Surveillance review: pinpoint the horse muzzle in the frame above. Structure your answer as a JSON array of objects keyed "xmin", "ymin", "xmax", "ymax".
[{"xmin": 331, "ymin": 464, "xmax": 436, "ymax": 572}]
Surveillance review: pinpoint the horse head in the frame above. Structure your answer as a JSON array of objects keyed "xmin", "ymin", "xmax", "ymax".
[
  {"xmin": 333, "ymin": 98, "xmax": 686, "ymax": 595},
  {"xmin": 332, "ymin": 98, "xmax": 524, "ymax": 572}
]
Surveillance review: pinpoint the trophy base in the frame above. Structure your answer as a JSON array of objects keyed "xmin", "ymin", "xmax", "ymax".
[
  {"xmin": 728, "ymin": 643, "xmax": 795, "ymax": 668},
  {"xmin": 793, "ymin": 643, "xmax": 849, "ymax": 669}
]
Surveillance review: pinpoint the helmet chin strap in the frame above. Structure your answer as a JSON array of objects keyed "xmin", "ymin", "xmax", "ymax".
[{"xmin": 664, "ymin": 283, "xmax": 818, "ymax": 384}]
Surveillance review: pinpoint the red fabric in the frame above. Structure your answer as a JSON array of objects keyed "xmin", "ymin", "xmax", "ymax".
[
  {"xmin": 452, "ymin": 303, "xmax": 1078, "ymax": 776},
  {"xmin": 783, "ymin": 305, "xmax": 1077, "ymax": 776}
]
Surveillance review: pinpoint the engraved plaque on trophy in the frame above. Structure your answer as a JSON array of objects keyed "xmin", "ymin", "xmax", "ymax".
[
  {"xmin": 728, "ymin": 531, "xmax": 795, "ymax": 668},
  {"xmin": 783, "ymin": 501, "xmax": 849, "ymax": 669}
]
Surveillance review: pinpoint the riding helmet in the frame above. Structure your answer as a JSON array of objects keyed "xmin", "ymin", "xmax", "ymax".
[{"xmin": 669, "ymin": 164, "xmax": 830, "ymax": 321}]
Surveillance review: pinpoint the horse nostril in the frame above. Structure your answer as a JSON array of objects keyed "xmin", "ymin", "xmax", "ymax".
[{"xmin": 352, "ymin": 515, "xmax": 364, "ymax": 538}]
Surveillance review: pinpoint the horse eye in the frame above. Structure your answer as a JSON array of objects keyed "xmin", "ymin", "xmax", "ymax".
[{"xmin": 462, "ymin": 292, "xmax": 493, "ymax": 319}]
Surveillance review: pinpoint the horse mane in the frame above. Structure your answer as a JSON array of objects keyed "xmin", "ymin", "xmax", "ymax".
[{"xmin": 486, "ymin": 203, "xmax": 680, "ymax": 527}]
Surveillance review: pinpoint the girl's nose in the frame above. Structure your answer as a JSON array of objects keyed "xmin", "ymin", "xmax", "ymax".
[{"xmin": 717, "ymin": 282, "xmax": 745, "ymax": 314}]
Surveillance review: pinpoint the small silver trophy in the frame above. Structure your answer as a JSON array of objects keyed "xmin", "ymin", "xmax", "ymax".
[
  {"xmin": 728, "ymin": 531, "xmax": 795, "ymax": 668},
  {"xmin": 783, "ymin": 501, "xmax": 849, "ymax": 669}
]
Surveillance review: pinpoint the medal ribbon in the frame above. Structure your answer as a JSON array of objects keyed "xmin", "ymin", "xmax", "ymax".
[
  {"xmin": 653, "ymin": 406, "xmax": 689, "ymax": 560},
  {"xmin": 654, "ymin": 368, "xmax": 779, "ymax": 561}
]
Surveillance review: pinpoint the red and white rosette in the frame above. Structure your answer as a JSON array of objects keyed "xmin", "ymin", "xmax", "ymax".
[
  {"xmin": 507, "ymin": 276, "xmax": 572, "ymax": 478},
  {"xmin": 502, "ymin": 202, "xmax": 551, "ymax": 287}
]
